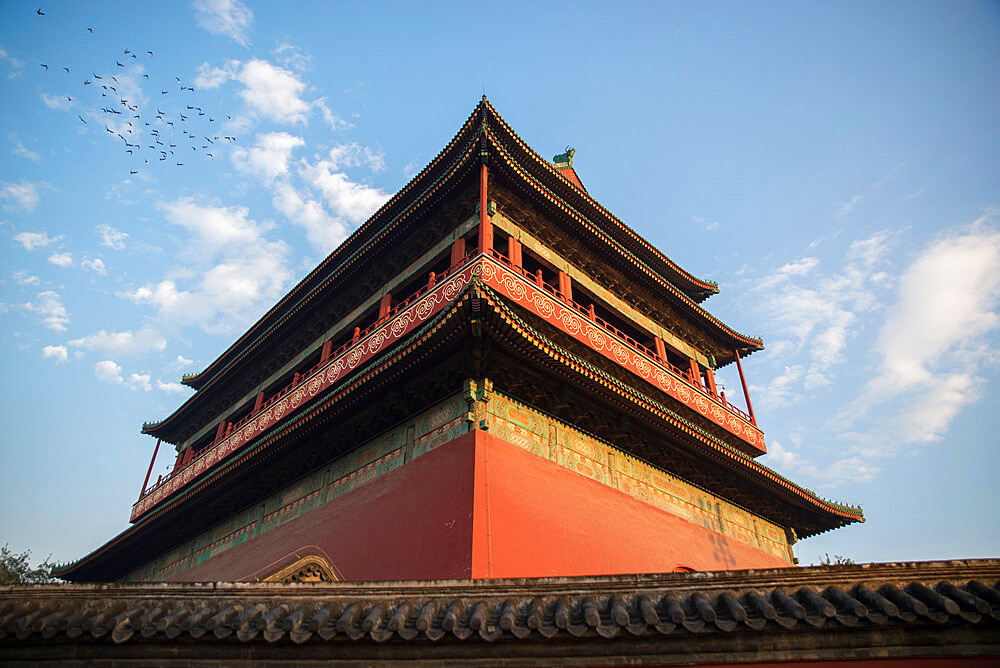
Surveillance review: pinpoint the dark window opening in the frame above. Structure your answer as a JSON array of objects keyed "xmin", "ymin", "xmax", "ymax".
[
  {"xmin": 572, "ymin": 283, "xmax": 656, "ymax": 354},
  {"xmin": 520, "ymin": 248, "xmax": 559, "ymax": 291}
]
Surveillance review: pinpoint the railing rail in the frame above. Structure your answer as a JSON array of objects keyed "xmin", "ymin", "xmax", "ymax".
[
  {"xmin": 484, "ymin": 247, "xmax": 755, "ymax": 425},
  {"xmin": 140, "ymin": 251, "xmax": 479, "ymax": 499},
  {"xmin": 140, "ymin": 248, "xmax": 755, "ymax": 500}
]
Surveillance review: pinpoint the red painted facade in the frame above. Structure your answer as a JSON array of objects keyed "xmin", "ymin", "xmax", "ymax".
[
  {"xmin": 165, "ymin": 430, "xmax": 788, "ymax": 583},
  {"xmin": 168, "ymin": 433, "xmax": 478, "ymax": 582}
]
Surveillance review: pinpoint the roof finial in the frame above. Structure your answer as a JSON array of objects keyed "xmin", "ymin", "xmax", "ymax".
[{"xmin": 552, "ymin": 146, "xmax": 574, "ymax": 166}]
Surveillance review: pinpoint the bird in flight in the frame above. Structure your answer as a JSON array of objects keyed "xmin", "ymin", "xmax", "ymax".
[
  {"xmin": 36, "ymin": 8, "xmax": 45, "ymax": 16},
  {"xmin": 88, "ymin": 27, "xmax": 93, "ymax": 33},
  {"xmin": 147, "ymin": 51, "xmax": 153, "ymax": 57},
  {"xmin": 78, "ymin": 115, "xmax": 86, "ymax": 124},
  {"xmin": 40, "ymin": 63, "xmax": 48, "ymax": 70},
  {"xmin": 116, "ymin": 61, "xmax": 125, "ymax": 67},
  {"xmin": 63, "ymin": 66, "xmax": 69, "ymax": 73}
]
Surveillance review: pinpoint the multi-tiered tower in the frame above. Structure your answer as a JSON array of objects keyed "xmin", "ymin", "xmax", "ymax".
[{"xmin": 58, "ymin": 99, "xmax": 862, "ymax": 583}]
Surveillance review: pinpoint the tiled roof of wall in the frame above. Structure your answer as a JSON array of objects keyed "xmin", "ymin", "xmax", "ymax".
[{"xmin": 4, "ymin": 561, "xmax": 997, "ymax": 649}]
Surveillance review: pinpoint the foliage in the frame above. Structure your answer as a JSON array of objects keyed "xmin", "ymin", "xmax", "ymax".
[
  {"xmin": 0, "ymin": 544, "xmax": 58, "ymax": 584},
  {"xmin": 817, "ymin": 553, "xmax": 855, "ymax": 566}
]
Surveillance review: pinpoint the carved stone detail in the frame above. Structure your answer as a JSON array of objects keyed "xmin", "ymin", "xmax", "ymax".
[{"xmin": 263, "ymin": 554, "xmax": 339, "ymax": 583}]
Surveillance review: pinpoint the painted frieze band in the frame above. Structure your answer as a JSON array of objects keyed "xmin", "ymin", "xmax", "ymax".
[{"xmin": 478, "ymin": 256, "xmax": 765, "ymax": 450}]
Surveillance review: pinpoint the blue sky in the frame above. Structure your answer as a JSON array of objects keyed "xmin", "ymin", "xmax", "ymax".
[{"xmin": 1, "ymin": 1, "xmax": 998, "ymax": 569}]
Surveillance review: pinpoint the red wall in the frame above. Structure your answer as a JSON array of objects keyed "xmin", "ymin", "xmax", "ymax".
[
  {"xmin": 168, "ymin": 430, "xmax": 789, "ymax": 582},
  {"xmin": 471, "ymin": 431, "xmax": 791, "ymax": 578},
  {"xmin": 170, "ymin": 433, "xmax": 478, "ymax": 582}
]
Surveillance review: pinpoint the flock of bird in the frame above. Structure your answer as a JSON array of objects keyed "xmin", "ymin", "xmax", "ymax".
[{"xmin": 34, "ymin": 7, "xmax": 238, "ymax": 176}]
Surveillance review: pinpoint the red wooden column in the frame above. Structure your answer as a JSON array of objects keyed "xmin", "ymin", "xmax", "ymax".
[
  {"xmin": 139, "ymin": 438, "xmax": 162, "ymax": 498},
  {"xmin": 689, "ymin": 359, "xmax": 702, "ymax": 388},
  {"xmin": 654, "ymin": 336, "xmax": 667, "ymax": 362},
  {"xmin": 477, "ymin": 164, "xmax": 492, "ymax": 254},
  {"xmin": 733, "ymin": 348, "xmax": 756, "ymax": 425},
  {"xmin": 557, "ymin": 271, "xmax": 572, "ymax": 301},
  {"xmin": 704, "ymin": 366, "xmax": 719, "ymax": 396},
  {"xmin": 378, "ymin": 293, "xmax": 392, "ymax": 321},
  {"xmin": 450, "ymin": 237, "xmax": 466, "ymax": 268},
  {"xmin": 320, "ymin": 339, "xmax": 333, "ymax": 363},
  {"xmin": 253, "ymin": 390, "xmax": 265, "ymax": 412},
  {"xmin": 507, "ymin": 236, "xmax": 522, "ymax": 268}
]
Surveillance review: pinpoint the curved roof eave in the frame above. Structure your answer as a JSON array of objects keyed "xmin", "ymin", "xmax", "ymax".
[
  {"xmin": 481, "ymin": 98, "xmax": 720, "ymax": 302},
  {"xmin": 149, "ymin": 99, "xmax": 761, "ymax": 439}
]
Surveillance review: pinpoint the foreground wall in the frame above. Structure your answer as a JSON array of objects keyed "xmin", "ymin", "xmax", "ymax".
[{"xmin": 3, "ymin": 561, "xmax": 998, "ymax": 666}]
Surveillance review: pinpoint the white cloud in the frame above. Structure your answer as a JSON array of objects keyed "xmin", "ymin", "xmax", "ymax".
[
  {"xmin": 194, "ymin": 60, "xmax": 240, "ymax": 89},
  {"xmin": 170, "ymin": 354, "xmax": 194, "ymax": 369},
  {"xmin": 273, "ymin": 43, "xmax": 311, "ymax": 73},
  {"xmin": 402, "ymin": 156, "xmax": 422, "ymax": 180},
  {"xmin": 313, "ymin": 97, "xmax": 352, "ymax": 131},
  {"xmin": 121, "ymin": 199, "xmax": 292, "ymax": 334},
  {"xmin": 765, "ymin": 440, "xmax": 879, "ymax": 488},
  {"xmin": 81, "ymin": 257, "xmax": 106, "ymax": 274},
  {"xmin": 8, "ymin": 132, "xmax": 39, "ymax": 162},
  {"xmin": 12, "ymin": 270, "xmax": 39, "ymax": 286},
  {"xmin": 237, "ymin": 59, "xmax": 311, "ymax": 124},
  {"xmin": 68, "ymin": 325, "xmax": 167, "ymax": 356},
  {"xmin": 12, "ymin": 231, "xmax": 61, "ymax": 250},
  {"xmin": 754, "ymin": 364, "xmax": 804, "ymax": 409},
  {"xmin": 123, "ymin": 251, "xmax": 291, "ymax": 335},
  {"xmin": 95, "ymin": 224, "xmax": 128, "ymax": 250},
  {"xmin": 195, "ymin": 57, "xmax": 345, "ymax": 129},
  {"xmin": 847, "ymin": 229, "xmax": 894, "ymax": 267},
  {"xmin": 42, "ymin": 345, "xmax": 68, "ymax": 363},
  {"xmin": 157, "ymin": 379, "xmax": 190, "ymax": 394},
  {"xmin": 0, "ymin": 42, "xmax": 25, "ymax": 72},
  {"xmin": 2, "ymin": 181, "xmax": 46, "ymax": 212},
  {"xmin": 232, "ymin": 132, "xmax": 305, "ymax": 185},
  {"xmin": 272, "ymin": 181, "xmax": 348, "ymax": 252},
  {"xmin": 300, "ymin": 155, "xmax": 390, "ymax": 225},
  {"xmin": 47, "ymin": 252, "xmax": 72, "ymax": 267},
  {"xmin": 94, "ymin": 360, "xmax": 153, "ymax": 391},
  {"xmin": 41, "ymin": 93, "xmax": 72, "ymax": 112},
  {"xmin": 23, "ymin": 290, "xmax": 69, "ymax": 331},
  {"xmin": 194, "ymin": 0, "xmax": 254, "ymax": 47},
  {"xmin": 324, "ymin": 142, "xmax": 386, "ymax": 173},
  {"xmin": 750, "ymin": 231, "xmax": 893, "ymax": 404},
  {"xmin": 95, "ymin": 360, "xmax": 123, "ymax": 384},
  {"xmin": 843, "ymin": 216, "xmax": 1000, "ymax": 450},
  {"xmin": 127, "ymin": 373, "xmax": 153, "ymax": 392},
  {"xmin": 158, "ymin": 198, "xmax": 268, "ymax": 252},
  {"xmin": 836, "ymin": 193, "xmax": 861, "ymax": 218}
]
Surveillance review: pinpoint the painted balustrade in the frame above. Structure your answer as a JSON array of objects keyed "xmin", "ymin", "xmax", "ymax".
[
  {"xmin": 139, "ymin": 251, "xmax": 479, "ymax": 501},
  {"xmin": 482, "ymin": 248, "xmax": 747, "ymax": 421},
  {"xmin": 138, "ymin": 248, "xmax": 757, "ymax": 503}
]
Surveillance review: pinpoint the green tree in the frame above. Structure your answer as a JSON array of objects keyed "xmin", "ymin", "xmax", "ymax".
[
  {"xmin": 0, "ymin": 544, "xmax": 58, "ymax": 584},
  {"xmin": 817, "ymin": 552, "xmax": 855, "ymax": 566}
]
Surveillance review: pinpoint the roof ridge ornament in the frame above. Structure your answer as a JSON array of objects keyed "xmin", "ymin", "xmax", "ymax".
[{"xmin": 553, "ymin": 146, "xmax": 575, "ymax": 167}]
